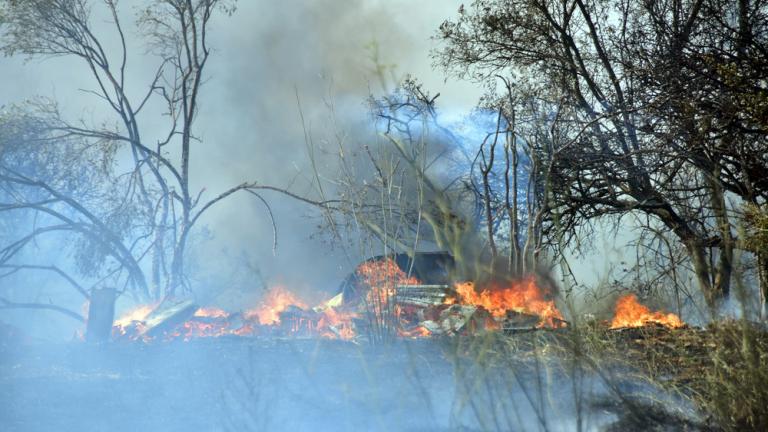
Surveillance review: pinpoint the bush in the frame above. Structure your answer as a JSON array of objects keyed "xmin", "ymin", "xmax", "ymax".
[{"xmin": 697, "ymin": 320, "xmax": 768, "ymax": 431}]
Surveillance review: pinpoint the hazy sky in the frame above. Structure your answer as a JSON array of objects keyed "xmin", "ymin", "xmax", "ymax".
[{"xmin": 0, "ymin": 1, "xmax": 491, "ymax": 315}]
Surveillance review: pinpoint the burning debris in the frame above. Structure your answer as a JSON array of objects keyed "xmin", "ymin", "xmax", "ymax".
[
  {"xmin": 142, "ymin": 299, "xmax": 199, "ymax": 338},
  {"xmin": 244, "ymin": 286, "xmax": 307, "ymax": 325},
  {"xmin": 610, "ymin": 294, "xmax": 685, "ymax": 329},
  {"xmin": 113, "ymin": 286, "xmax": 358, "ymax": 342},
  {"xmin": 110, "ymin": 257, "xmax": 687, "ymax": 343},
  {"xmin": 448, "ymin": 278, "xmax": 566, "ymax": 328},
  {"xmin": 111, "ymin": 256, "xmax": 572, "ymax": 342}
]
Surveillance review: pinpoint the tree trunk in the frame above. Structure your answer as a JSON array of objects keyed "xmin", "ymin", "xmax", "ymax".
[
  {"xmin": 758, "ymin": 253, "xmax": 768, "ymax": 320},
  {"xmin": 708, "ymin": 163, "xmax": 734, "ymax": 300},
  {"xmin": 656, "ymin": 205, "xmax": 723, "ymax": 309},
  {"xmin": 509, "ymin": 131, "xmax": 521, "ymax": 275},
  {"xmin": 683, "ymin": 238, "xmax": 720, "ymax": 309},
  {"xmin": 481, "ymin": 148, "xmax": 498, "ymax": 269}
]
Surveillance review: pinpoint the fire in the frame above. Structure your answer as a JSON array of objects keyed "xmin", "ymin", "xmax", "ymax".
[
  {"xmin": 114, "ymin": 304, "xmax": 153, "ymax": 328},
  {"xmin": 178, "ymin": 307, "xmax": 234, "ymax": 339},
  {"xmin": 317, "ymin": 307, "xmax": 357, "ymax": 340},
  {"xmin": 194, "ymin": 307, "xmax": 228, "ymax": 319},
  {"xmin": 173, "ymin": 321, "xmax": 227, "ymax": 340},
  {"xmin": 399, "ymin": 325, "xmax": 432, "ymax": 338},
  {"xmin": 112, "ymin": 304, "xmax": 155, "ymax": 339},
  {"xmin": 355, "ymin": 258, "xmax": 432, "ymax": 338},
  {"xmin": 244, "ymin": 286, "xmax": 308, "ymax": 325},
  {"xmin": 450, "ymin": 277, "xmax": 565, "ymax": 328},
  {"xmin": 356, "ymin": 258, "xmax": 420, "ymax": 307},
  {"xmin": 111, "ymin": 287, "xmax": 360, "ymax": 342},
  {"xmin": 110, "ymin": 262, "xmax": 577, "ymax": 342},
  {"xmin": 610, "ymin": 294, "xmax": 684, "ymax": 329}
]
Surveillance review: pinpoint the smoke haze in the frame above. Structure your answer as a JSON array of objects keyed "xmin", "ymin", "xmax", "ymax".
[{"xmin": 0, "ymin": 1, "xmax": 490, "ymax": 336}]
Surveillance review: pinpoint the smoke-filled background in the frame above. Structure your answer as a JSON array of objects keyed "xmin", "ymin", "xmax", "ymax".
[
  {"xmin": 4, "ymin": 2, "xmax": 766, "ymax": 431},
  {"xmin": 0, "ymin": 0, "xmax": 624, "ymax": 340},
  {"xmin": 0, "ymin": 0, "xmax": 491, "ymax": 338}
]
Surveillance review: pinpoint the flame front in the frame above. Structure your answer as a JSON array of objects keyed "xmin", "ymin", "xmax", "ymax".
[
  {"xmin": 194, "ymin": 307, "xmax": 228, "ymax": 319},
  {"xmin": 317, "ymin": 307, "xmax": 357, "ymax": 340},
  {"xmin": 244, "ymin": 286, "xmax": 308, "ymax": 325},
  {"xmin": 451, "ymin": 277, "xmax": 565, "ymax": 328},
  {"xmin": 356, "ymin": 258, "xmax": 420, "ymax": 308},
  {"xmin": 111, "ymin": 266, "xmax": 578, "ymax": 342},
  {"xmin": 114, "ymin": 305, "xmax": 153, "ymax": 327},
  {"xmin": 609, "ymin": 294, "xmax": 684, "ymax": 329},
  {"xmin": 355, "ymin": 258, "xmax": 428, "ymax": 338}
]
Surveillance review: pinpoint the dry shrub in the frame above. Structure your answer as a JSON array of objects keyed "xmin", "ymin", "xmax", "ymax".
[
  {"xmin": 697, "ymin": 320, "xmax": 768, "ymax": 431},
  {"xmin": 743, "ymin": 204, "xmax": 768, "ymax": 257}
]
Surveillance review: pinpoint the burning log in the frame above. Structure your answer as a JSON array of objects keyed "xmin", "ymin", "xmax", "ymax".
[
  {"xmin": 277, "ymin": 305, "xmax": 320, "ymax": 336},
  {"xmin": 140, "ymin": 299, "xmax": 199, "ymax": 338}
]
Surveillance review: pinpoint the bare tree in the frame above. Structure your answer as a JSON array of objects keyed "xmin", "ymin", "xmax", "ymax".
[
  {"xmin": 0, "ymin": 0, "xmax": 297, "ymax": 334},
  {"xmin": 474, "ymin": 79, "xmax": 569, "ymax": 277},
  {"xmin": 0, "ymin": 0, "xmax": 284, "ymax": 309}
]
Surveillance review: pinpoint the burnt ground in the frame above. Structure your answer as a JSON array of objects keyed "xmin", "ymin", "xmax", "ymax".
[
  {"xmin": 0, "ymin": 332, "xmax": 702, "ymax": 432},
  {"xmin": 0, "ymin": 338, "xmax": 463, "ymax": 431}
]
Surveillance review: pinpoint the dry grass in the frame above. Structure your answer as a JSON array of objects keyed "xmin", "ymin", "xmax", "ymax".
[
  {"xmin": 437, "ymin": 318, "xmax": 768, "ymax": 431},
  {"xmin": 571, "ymin": 321, "xmax": 768, "ymax": 431}
]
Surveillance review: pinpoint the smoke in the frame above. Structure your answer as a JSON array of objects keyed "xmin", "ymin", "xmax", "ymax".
[
  {"xmin": 0, "ymin": 0, "xmax": 482, "ymax": 337},
  {"xmin": 178, "ymin": 1, "xmax": 479, "ymax": 305},
  {"xmin": 0, "ymin": 336, "xmax": 703, "ymax": 431},
  {"xmin": 0, "ymin": 0, "xmax": 625, "ymax": 337}
]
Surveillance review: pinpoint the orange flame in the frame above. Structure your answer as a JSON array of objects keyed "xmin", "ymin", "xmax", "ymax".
[
  {"xmin": 114, "ymin": 305, "xmax": 154, "ymax": 328},
  {"xmin": 194, "ymin": 307, "xmax": 229, "ymax": 319},
  {"xmin": 399, "ymin": 325, "xmax": 432, "ymax": 338},
  {"xmin": 317, "ymin": 307, "xmax": 357, "ymax": 340},
  {"xmin": 609, "ymin": 294, "xmax": 684, "ymax": 329},
  {"xmin": 355, "ymin": 258, "xmax": 434, "ymax": 338},
  {"xmin": 110, "ymin": 268, "xmax": 574, "ymax": 342},
  {"xmin": 356, "ymin": 258, "xmax": 420, "ymax": 307},
  {"xmin": 244, "ymin": 286, "xmax": 308, "ymax": 325},
  {"xmin": 450, "ymin": 277, "xmax": 565, "ymax": 328},
  {"xmin": 112, "ymin": 304, "xmax": 155, "ymax": 339}
]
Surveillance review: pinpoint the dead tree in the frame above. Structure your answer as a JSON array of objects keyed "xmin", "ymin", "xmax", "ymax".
[{"xmin": 0, "ymin": 0, "xmax": 275, "ymax": 306}]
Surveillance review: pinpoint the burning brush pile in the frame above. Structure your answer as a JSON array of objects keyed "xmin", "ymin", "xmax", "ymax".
[
  {"xmin": 112, "ymin": 286, "xmax": 357, "ymax": 342},
  {"xmin": 112, "ymin": 258, "xmax": 686, "ymax": 343}
]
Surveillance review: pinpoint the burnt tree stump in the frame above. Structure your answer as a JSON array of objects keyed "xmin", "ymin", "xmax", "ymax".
[{"xmin": 85, "ymin": 288, "xmax": 116, "ymax": 343}]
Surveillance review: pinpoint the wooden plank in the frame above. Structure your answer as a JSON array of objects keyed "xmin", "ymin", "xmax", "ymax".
[
  {"xmin": 140, "ymin": 299, "xmax": 198, "ymax": 338},
  {"xmin": 395, "ymin": 284, "xmax": 449, "ymax": 307}
]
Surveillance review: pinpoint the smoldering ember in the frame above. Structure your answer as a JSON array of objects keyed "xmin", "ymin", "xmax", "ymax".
[{"xmin": 0, "ymin": 1, "xmax": 767, "ymax": 432}]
